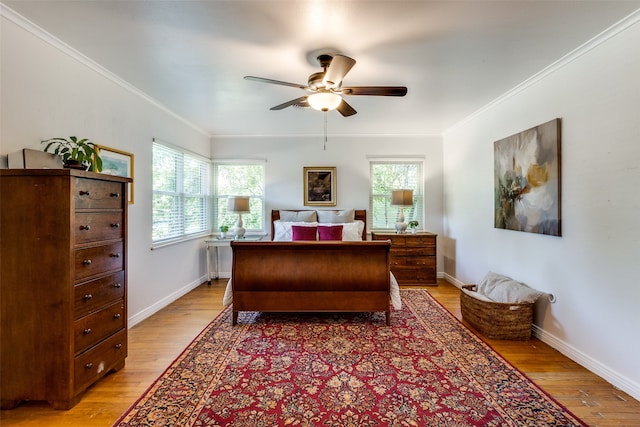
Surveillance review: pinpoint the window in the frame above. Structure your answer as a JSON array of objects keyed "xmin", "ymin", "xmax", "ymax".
[
  {"xmin": 152, "ymin": 142, "xmax": 211, "ymax": 244},
  {"xmin": 213, "ymin": 161, "xmax": 265, "ymax": 234},
  {"xmin": 369, "ymin": 159, "xmax": 424, "ymax": 230}
]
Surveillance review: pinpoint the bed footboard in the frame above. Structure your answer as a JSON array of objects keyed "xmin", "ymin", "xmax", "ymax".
[{"xmin": 230, "ymin": 241, "xmax": 392, "ymax": 324}]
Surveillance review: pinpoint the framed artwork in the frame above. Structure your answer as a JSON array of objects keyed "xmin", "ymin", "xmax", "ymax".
[
  {"xmin": 494, "ymin": 118, "xmax": 561, "ymax": 236},
  {"xmin": 96, "ymin": 145, "xmax": 135, "ymax": 204},
  {"xmin": 303, "ymin": 166, "xmax": 336, "ymax": 206}
]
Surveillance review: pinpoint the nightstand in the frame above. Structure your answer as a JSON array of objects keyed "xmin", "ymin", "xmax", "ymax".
[
  {"xmin": 371, "ymin": 232, "xmax": 437, "ymax": 285},
  {"xmin": 205, "ymin": 236, "xmax": 263, "ymax": 283}
]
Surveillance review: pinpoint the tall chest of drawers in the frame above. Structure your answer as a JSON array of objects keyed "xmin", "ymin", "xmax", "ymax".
[
  {"xmin": 1, "ymin": 169, "xmax": 131, "ymax": 410},
  {"xmin": 371, "ymin": 232, "xmax": 437, "ymax": 285}
]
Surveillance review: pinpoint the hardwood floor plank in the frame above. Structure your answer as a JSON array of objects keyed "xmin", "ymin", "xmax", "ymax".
[{"xmin": 1, "ymin": 279, "xmax": 638, "ymax": 426}]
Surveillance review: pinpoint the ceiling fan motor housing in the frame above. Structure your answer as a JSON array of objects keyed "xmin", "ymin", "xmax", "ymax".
[{"xmin": 308, "ymin": 72, "xmax": 326, "ymax": 90}]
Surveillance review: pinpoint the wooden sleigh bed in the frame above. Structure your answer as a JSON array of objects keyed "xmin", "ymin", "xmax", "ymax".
[{"xmin": 227, "ymin": 209, "xmax": 397, "ymax": 325}]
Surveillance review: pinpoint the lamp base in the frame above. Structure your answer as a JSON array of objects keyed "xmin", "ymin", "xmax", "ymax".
[
  {"xmin": 395, "ymin": 222, "xmax": 407, "ymax": 234},
  {"xmin": 234, "ymin": 227, "xmax": 246, "ymax": 239}
]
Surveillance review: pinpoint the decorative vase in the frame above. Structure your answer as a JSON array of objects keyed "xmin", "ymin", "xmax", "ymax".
[
  {"xmin": 220, "ymin": 231, "xmax": 227, "ymax": 239},
  {"xmin": 411, "ymin": 228, "xmax": 417, "ymax": 234}
]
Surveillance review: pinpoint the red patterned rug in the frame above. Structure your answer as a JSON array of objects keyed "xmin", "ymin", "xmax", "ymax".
[{"xmin": 114, "ymin": 290, "xmax": 586, "ymax": 426}]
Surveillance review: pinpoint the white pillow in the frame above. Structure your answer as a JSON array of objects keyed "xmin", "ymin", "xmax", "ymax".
[
  {"xmin": 273, "ymin": 221, "xmax": 318, "ymax": 241},
  {"xmin": 341, "ymin": 220, "xmax": 365, "ymax": 241},
  {"xmin": 278, "ymin": 210, "xmax": 317, "ymax": 222},
  {"xmin": 317, "ymin": 209, "xmax": 355, "ymax": 223}
]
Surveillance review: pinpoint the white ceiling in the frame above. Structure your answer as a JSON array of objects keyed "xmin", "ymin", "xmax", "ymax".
[{"xmin": 5, "ymin": 1, "xmax": 639, "ymax": 137}]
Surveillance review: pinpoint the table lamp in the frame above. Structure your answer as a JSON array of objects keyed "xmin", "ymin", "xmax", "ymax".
[
  {"xmin": 228, "ymin": 196, "xmax": 250, "ymax": 238},
  {"xmin": 391, "ymin": 189, "xmax": 413, "ymax": 234}
]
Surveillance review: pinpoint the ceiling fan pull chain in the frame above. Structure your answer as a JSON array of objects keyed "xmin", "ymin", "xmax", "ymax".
[{"xmin": 324, "ymin": 111, "xmax": 328, "ymax": 151}]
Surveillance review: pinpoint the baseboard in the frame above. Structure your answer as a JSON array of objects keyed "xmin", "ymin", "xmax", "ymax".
[
  {"xmin": 532, "ymin": 325, "xmax": 640, "ymax": 402},
  {"xmin": 441, "ymin": 272, "xmax": 640, "ymax": 402},
  {"xmin": 128, "ymin": 275, "xmax": 206, "ymax": 328},
  {"xmin": 442, "ymin": 272, "xmax": 465, "ymax": 288}
]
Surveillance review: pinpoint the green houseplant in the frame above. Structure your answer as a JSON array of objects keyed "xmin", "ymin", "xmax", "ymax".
[
  {"xmin": 219, "ymin": 225, "xmax": 229, "ymax": 238},
  {"xmin": 41, "ymin": 136, "xmax": 102, "ymax": 172},
  {"xmin": 408, "ymin": 220, "xmax": 419, "ymax": 234}
]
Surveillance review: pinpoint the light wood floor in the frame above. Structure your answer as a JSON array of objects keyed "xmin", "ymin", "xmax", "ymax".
[{"xmin": 1, "ymin": 279, "xmax": 639, "ymax": 426}]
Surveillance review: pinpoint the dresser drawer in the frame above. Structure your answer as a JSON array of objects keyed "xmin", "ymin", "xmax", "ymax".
[
  {"xmin": 390, "ymin": 256, "xmax": 436, "ymax": 268},
  {"xmin": 74, "ymin": 329, "xmax": 127, "ymax": 393},
  {"xmin": 372, "ymin": 234, "xmax": 405, "ymax": 245},
  {"xmin": 74, "ymin": 178, "xmax": 124, "ymax": 210},
  {"xmin": 75, "ymin": 212, "xmax": 124, "ymax": 244},
  {"xmin": 392, "ymin": 267, "xmax": 437, "ymax": 284},
  {"xmin": 74, "ymin": 241, "xmax": 124, "ymax": 281},
  {"xmin": 74, "ymin": 271, "xmax": 125, "ymax": 318},
  {"xmin": 74, "ymin": 301, "xmax": 125, "ymax": 355},
  {"xmin": 391, "ymin": 247, "xmax": 434, "ymax": 257},
  {"xmin": 405, "ymin": 235, "xmax": 436, "ymax": 248}
]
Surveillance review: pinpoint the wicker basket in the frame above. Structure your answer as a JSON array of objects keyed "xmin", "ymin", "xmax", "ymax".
[{"xmin": 460, "ymin": 285, "xmax": 534, "ymax": 340}]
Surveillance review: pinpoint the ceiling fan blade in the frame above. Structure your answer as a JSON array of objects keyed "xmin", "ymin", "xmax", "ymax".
[
  {"xmin": 244, "ymin": 76, "xmax": 308, "ymax": 90},
  {"xmin": 323, "ymin": 54, "xmax": 356, "ymax": 88},
  {"xmin": 341, "ymin": 86, "xmax": 408, "ymax": 96},
  {"xmin": 336, "ymin": 99, "xmax": 357, "ymax": 117},
  {"xmin": 270, "ymin": 96, "xmax": 309, "ymax": 110}
]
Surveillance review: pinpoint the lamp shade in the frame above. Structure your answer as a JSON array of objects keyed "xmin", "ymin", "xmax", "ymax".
[
  {"xmin": 391, "ymin": 189, "xmax": 414, "ymax": 206},
  {"xmin": 307, "ymin": 92, "xmax": 342, "ymax": 111},
  {"xmin": 227, "ymin": 196, "xmax": 250, "ymax": 213}
]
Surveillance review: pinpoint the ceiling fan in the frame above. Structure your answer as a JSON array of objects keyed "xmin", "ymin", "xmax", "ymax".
[{"xmin": 244, "ymin": 53, "xmax": 407, "ymax": 117}]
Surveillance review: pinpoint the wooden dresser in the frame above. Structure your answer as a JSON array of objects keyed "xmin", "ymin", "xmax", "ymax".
[
  {"xmin": 0, "ymin": 169, "xmax": 131, "ymax": 410},
  {"xmin": 371, "ymin": 231, "xmax": 437, "ymax": 285}
]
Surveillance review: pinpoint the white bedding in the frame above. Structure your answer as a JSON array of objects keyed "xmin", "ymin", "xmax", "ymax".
[{"xmin": 223, "ymin": 272, "xmax": 402, "ymax": 311}]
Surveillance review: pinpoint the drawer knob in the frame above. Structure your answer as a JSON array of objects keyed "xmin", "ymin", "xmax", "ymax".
[
  {"xmin": 83, "ymin": 294, "xmax": 93, "ymax": 301},
  {"xmin": 79, "ymin": 190, "xmax": 90, "ymax": 196},
  {"xmin": 85, "ymin": 362, "xmax": 93, "ymax": 370},
  {"xmin": 113, "ymin": 313, "xmax": 121, "ymax": 320},
  {"xmin": 83, "ymin": 328, "xmax": 92, "ymax": 335},
  {"xmin": 110, "ymin": 192, "xmax": 120, "ymax": 198},
  {"xmin": 113, "ymin": 283, "xmax": 122, "ymax": 289},
  {"xmin": 110, "ymin": 223, "xmax": 121, "ymax": 228},
  {"xmin": 83, "ymin": 259, "xmax": 92, "ymax": 265},
  {"xmin": 110, "ymin": 253, "xmax": 121, "ymax": 258},
  {"xmin": 115, "ymin": 343, "xmax": 123, "ymax": 349},
  {"xmin": 79, "ymin": 225, "xmax": 91, "ymax": 231}
]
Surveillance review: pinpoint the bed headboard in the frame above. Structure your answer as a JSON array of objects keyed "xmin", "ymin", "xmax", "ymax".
[{"xmin": 271, "ymin": 209, "xmax": 367, "ymax": 240}]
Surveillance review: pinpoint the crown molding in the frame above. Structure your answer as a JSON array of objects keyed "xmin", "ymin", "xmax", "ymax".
[
  {"xmin": 443, "ymin": 8, "xmax": 640, "ymax": 136},
  {"xmin": 1, "ymin": 3, "xmax": 211, "ymax": 138}
]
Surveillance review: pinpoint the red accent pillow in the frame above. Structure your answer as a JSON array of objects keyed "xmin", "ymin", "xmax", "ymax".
[
  {"xmin": 318, "ymin": 225, "xmax": 343, "ymax": 241},
  {"xmin": 291, "ymin": 225, "xmax": 317, "ymax": 241}
]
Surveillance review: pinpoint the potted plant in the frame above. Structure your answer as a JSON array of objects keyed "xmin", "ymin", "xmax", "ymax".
[
  {"xmin": 41, "ymin": 136, "xmax": 102, "ymax": 172},
  {"xmin": 219, "ymin": 225, "xmax": 229, "ymax": 238},
  {"xmin": 408, "ymin": 220, "xmax": 419, "ymax": 234}
]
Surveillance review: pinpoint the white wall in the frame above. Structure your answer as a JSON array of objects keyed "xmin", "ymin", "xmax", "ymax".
[
  {"xmin": 0, "ymin": 12, "xmax": 211, "ymax": 326},
  {"xmin": 1, "ymin": 11, "xmax": 445, "ymax": 326},
  {"xmin": 442, "ymin": 17, "xmax": 640, "ymax": 399},
  {"xmin": 211, "ymin": 134, "xmax": 444, "ymax": 274}
]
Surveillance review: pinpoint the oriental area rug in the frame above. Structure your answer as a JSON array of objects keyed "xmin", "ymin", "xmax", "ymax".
[{"xmin": 114, "ymin": 290, "xmax": 586, "ymax": 426}]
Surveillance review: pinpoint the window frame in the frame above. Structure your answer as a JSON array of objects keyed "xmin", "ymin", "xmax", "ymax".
[
  {"xmin": 212, "ymin": 159, "xmax": 266, "ymax": 236},
  {"xmin": 151, "ymin": 141, "xmax": 212, "ymax": 248},
  {"xmin": 368, "ymin": 157, "xmax": 425, "ymax": 232}
]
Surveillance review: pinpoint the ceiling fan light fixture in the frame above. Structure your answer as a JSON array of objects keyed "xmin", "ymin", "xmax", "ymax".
[{"xmin": 307, "ymin": 92, "xmax": 342, "ymax": 111}]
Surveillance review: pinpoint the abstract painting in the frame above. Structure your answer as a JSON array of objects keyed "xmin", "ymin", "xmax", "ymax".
[{"xmin": 494, "ymin": 118, "xmax": 561, "ymax": 236}]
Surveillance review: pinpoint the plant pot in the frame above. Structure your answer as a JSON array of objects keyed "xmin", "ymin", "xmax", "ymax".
[
  {"xmin": 64, "ymin": 160, "xmax": 88, "ymax": 170},
  {"xmin": 410, "ymin": 228, "xmax": 417, "ymax": 234}
]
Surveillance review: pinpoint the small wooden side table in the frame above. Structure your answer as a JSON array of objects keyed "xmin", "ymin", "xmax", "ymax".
[
  {"xmin": 205, "ymin": 236, "xmax": 263, "ymax": 284},
  {"xmin": 371, "ymin": 231, "xmax": 437, "ymax": 285}
]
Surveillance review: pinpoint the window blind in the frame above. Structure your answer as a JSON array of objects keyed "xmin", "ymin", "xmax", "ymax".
[
  {"xmin": 369, "ymin": 160, "xmax": 424, "ymax": 230},
  {"xmin": 152, "ymin": 143, "xmax": 210, "ymax": 243}
]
